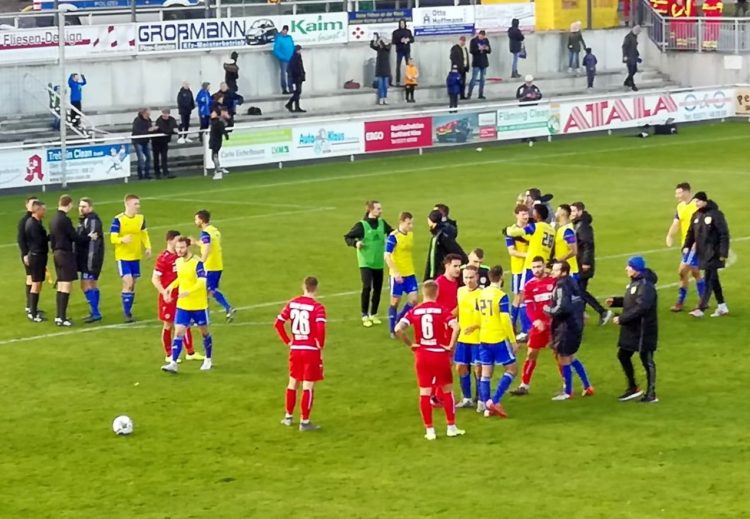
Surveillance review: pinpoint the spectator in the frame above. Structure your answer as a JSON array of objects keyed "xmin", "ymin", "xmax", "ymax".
[
  {"xmin": 49, "ymin": 83, "xmax": 60, "ymax": 131},
  {"xmin": 404, "ymin": 58, "xmax": 418, "ymax": 103},
  {"xmin": 209, "ymin": 109, "xmax": 230, "ymax": 181},
  {"xmin": 508, "ymin": 19, "xmax": 525, "ymax": 79},
  {"xmin": 273, "ymin": 25, "xmax": 295, "ymax": 95},
  {"xmin": 391, "ymin": 18, "xmax": 414, "ymax": 86},
  {"xmin": 285, "ymin": 45, "xmax": 307, "ymax": 113},
  {"xmin": 583, "ymin": 48, "xmax": 598, "ymax": 89},
  {"xmin": 446, "ymin": 65, "xmax": 462, "ymax": 112},
  {"xmin": 131, "ymin": 108, "xmax": 157, "ymax": 180},
  {"xmin": 152, "ymin": 108, "xmax": 178, "ymax": 180},
  {"xmin": 196, "ymin": 82, "xmax": 212, "ymax": 142},
  {"xmin": 424, "ymin": 209, "xmax": 467, "ymax": 280},
  {"xmin": 622, "ymin": 25, "xmax": 641, "ymax": 91},
  {"xmin": 737, "ymin": 0, "xmax": 748, "ymax": 16},
  {"xmin": 516, "ymin": 75, "xmax": 542, "ymax": 104},
  {"xmin": 223, "ymin": 51, "xmax": 240, "ymax": 93},
  {"xmin": 176, "ymin": 81, "xmax": 195, "ymax": 144},
  {"xmin": 567, "ymin": 21, "xmax": 586, "ymax": 73},
  {"xmin": 467, "ymin": 30, "xmax": 491, "ymax": 100},
  {"xmin": 68, "ymin": 73, "xmax": 86, "ymax": 128},
  {"xmin": 570, "ymin": 201, "xmax": 612, "ymax": 324},
  {"xmin": 449, "ymin": 36, "xmax": 470, "ymax": 99},
  {"xmin": 213, "ymin": 82, "xmax": 243, "ymax": 129},
  {"xmin": 371, "ymin": 35, "xmax": 392, "ymax": 105},
  {"xmin": 433, "ymin": 203, "xmax": 458, "ymax": 238}
]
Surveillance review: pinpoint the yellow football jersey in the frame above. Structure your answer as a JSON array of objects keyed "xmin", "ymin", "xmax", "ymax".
[
  {"xmin": 386, "ymin": 230, "xmax": 415, "ymax": 277},
  {"xmin": 505, "ymin": 225, "xmax": 531, "ymax": 275},
  {"xmin": 478, "ymin": 286, "xmax": 516, "ymax": 344},
  {"xmin": 555, "ymin": 223, "xmax": 579, "ymax": 274},
  {"xmin": 676, "ymin": 200, "xmax": 698, "ymax": 242},
  {"xmin": 519, "ymin": 222, "xmax": 554, "ymax": 270},
  {"xmin": 200, "ymin": 224, "xmax": 224, "ymax": 271},
  {"xmin": 110, "ymin": 213, "xmax": 151, "ymax": 261},
  {"xmin": 168, "ymin": 255, "xmax": 209, "ymax": 311},
  {"xmin": 457, "ymin": 286, "xmax": 482, "ymax": 344}
]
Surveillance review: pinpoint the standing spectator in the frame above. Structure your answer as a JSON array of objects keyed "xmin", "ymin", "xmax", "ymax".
[
  {"xmin": 371, "ymin": 35, "xmax": 392, "ymax": 105},
  {"xmin": 622, "ymin": 25, "xmax": 641, "ymax": 91},
  {"xmin": 131, "ymin": 108, "xmax": 157, "ymax": 180},
  {"xmin": 508, "ymin": 19, "xmax": 525, "ymax": 79},
  {"xmin": 176, "ymin": 81, "xmax": 195, "ymax": 144},
  {"xmin": 24, "ymin": 200, "xmax": 49, "ymax": 323},
  {"xmin": 607, "ymin": 256, "xmax": 659, "ymax": 403},
  {"xmin": 196, "ymin": 82, "xmax": 212, "ymax": 142},
  {"xmin": 209, "ymin": 109, "xmax": 230, "ymax": 181},
  {"xmin": 446, "ymin": 65, "xmax": 462, "ymax": 112},
  {"xmin": 582, "ymin": 48, "xmax": 598, "ymax": 89},
  {"xmin": 467, "ymin": 30, "xmax": 491, "ymax": 100},
  {"xmin": 404, "ymin": 58, "xmax": 418, "ymax": 103},
  {"xmin": 391, "ymin": 18, "xmax": 414, "ymax": 85},
  {"xmin": 224, "ymin": 51, "xmax": 240, "ymax": 93},
  {"xmin": 285, "ymin": 45, "xmax": 307, "ymax": 113},
  {"xmin": 68, "ymin": 73, "xmax": 86, "ymax": 128},
  {"xmin": 449, "ymin": 36, "xmax": 471, "ymax": 99},
  {"xmin": 152, "ymin": 109, "xmax": 178, "ymax": 180},
  {"xmin": 273, "ymin": 25, "xmax": 295, "ymax": 94},
  {"xmin": 213, "ymin": 82, "xmax": 243, "ymax": 129},
  {"xmin": 432, "ymin": 203, "xmax": 458, "ymax": 238},
  {"xmin": 49, "ymin": 84, "xmax": 61, "ymax": 131},
  {"xmin": 516, "ymin": 75, "xmax": 542, "ymax": 104},
  {"xmin": 737, "ymin": 0, "xmax": 748, "ymax": 16},
  {"xmin": 683, "ymin": 192, "xmax": 730, "ymax": 318},
  {"xmin": 425, "ymin": 209, "xmax": 467, "ymax": 281},
  {"xmin": 567, "ymin": 21, "xmax": 586, "ymax": 73}
]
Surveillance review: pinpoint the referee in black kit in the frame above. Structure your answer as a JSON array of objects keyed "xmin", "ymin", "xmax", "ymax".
[
  {"xmin": 49, "ymin": 195, "xmax": 96, "ymax": 327},
  {"xmin": 17, "ymin": 195, "xmax": 38, "ymax": 314},
  {"xmin": 24, "ymin": 200, "xmax": 49, "ymax": 323}
]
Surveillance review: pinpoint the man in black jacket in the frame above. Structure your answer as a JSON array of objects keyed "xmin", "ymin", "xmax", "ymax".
[
  {"xmin": 152, "ymin": 109, "xmax": 178, "ymax": 180},
  {"xmin": 285, "ymin": 45, "xmax": 307, "ymax": 114},
  {"xmin": 622, "ymin": 26, "xmax": 641, "ymax": 91},
  {"xmin": 24, "ymin": 200, "xmax": 49, "ymax": 322},
  {"xmin": 507, "ymin": 18, "xmax": 525, "ymax": 78},
  {"xmin": 607, "ymin": 256, "xmax": 658, "ymax": 403},
  {"xmin": 391, "ymin": 19, "xmax": 414, "ymax": 85},
  {"xmin": 176, "ymin": 81, "xmax": 195, "ymax": 143},
  {"xmin": 433, "ymin": 203, "xmax": 458, "ymax": 238},
  {"xmin": 449, "ymin": 36, "xmax": 471, "ymax": 99},
  {"xmin": 77, "ymin": 197, "xmax": 104, "ymax": 323},
  {"xmin": 683, "ymin": 192, "xmax": 730, "ymax": 318},
  {"xmin": 467, "ymin": 30, "xmax": 491, "ymax": 100},
  {"xmin": 17, "ymin": 195, "xmax": 38, "ymax": 314},
  {"xmin": 424, "ymin": 210, "xmax": 467, "ymax": 280},
  {"xmin": 131, "ymin": 108, "xmax": 157, "ymax": 180},
  {"xmin": 571, "ymin": 202, "xmax": 612, "ymax": 325},
  {"xmin": 209, "ymin": 109, "xmax": 230, "ymax": 180}
]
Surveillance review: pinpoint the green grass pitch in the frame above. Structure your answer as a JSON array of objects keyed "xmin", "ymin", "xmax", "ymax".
[{"xmin": 1, "ymin": 122, "xmax": 749, "ymax": 518}]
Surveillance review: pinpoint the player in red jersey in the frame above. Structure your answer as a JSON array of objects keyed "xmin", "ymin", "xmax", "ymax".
[
  {"xmin": 395, "ymin": 280, "xmax": 465, "ymax": 441},
  {"xmin": 431, "ymin": 254, "xmax": 463, "ymax": 406},
  {"xmin": 151, "ymin": 230, "xmax": 200, "ymax": 362},
  {"xmin": 511, "ymin": 256, "xmax": 555, "ymax": 396},
  {"xmin": 274, "ymin": 276, "xmax": 327, "ymax": 432}
]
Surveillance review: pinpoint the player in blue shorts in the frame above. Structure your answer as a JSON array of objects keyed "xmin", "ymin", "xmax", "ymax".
[
  {"xmin": 195, "ymin": 210, "xmax": 236, "ymax": 322},
  {"xmin": 454, "ymin": 265, "xmax": 482, "ymax": 408},
  {"xmin": 385, "ymin": 212, "xmax": 418, "ymax": 337},
  {"xmin": 666, "ymin": 183, "xmax": 705, "ymax": 311},
  {"xmin": 504, "ymin": 205, "xmax": 530, "ymax": 334}
]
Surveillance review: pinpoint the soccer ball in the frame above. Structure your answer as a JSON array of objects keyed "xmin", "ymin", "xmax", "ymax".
[{"xmin": 112, "ymin": 415, "xmax": 134, "ymax": 436}]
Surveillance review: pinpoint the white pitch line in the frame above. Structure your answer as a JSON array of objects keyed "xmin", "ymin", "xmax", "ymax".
[
  {"xmin": 598, "ymin": 236, "xmax": 750, "ymax": 261},
  {"xmin": 149, "ymin": 197, "xmax": 323, "ymax": 210},
  {"xmin": 521, "ymin": 160, "xmax": 748, "ymax": 177}
]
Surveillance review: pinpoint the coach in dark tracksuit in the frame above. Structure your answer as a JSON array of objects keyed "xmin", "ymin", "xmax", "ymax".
[
  {"xmin": 77, "ymin": 198, "xmax": 104, "ymax": 323},
  {"xmin": 571, "ymin": 202, "xmax": 611, "ymax": 324},
  {"xmin": 17, "ymin": 196, "xmax": 38, "ymax": 313},
  {"xmin": 425, "ymin": 209, "xmax": 467, "ymax": 280},
  {"xmin": 683, "ymin": 192, "xmax": 730, "ymax": 317},
  {"xmin": 608, "ymin": 256, "xmax": 658, "ymax": 403},
  {"xmin": 24, "ymin": 201, "xmax": 49, "ymax": 322}
]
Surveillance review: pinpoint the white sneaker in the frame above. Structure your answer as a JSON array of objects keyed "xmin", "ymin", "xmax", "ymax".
[
  {"xmin": 476, "ymin": 400, "xmax": 486, "ymax": 413},
  {"xmin": 424, "ymin": 427, "xmax": 437, "ymax": 441},
  {"xmin": 184, "ymin": 137, "xmax": 194, "ymax": 143},
  {"xmin": 177, "ymin": 137, "xmax": 185, "ymax": 144},
  {"xmin": 689, "ymin": 309, "xmax": 705, "ymax": 318},
  {"xmin": 446, "ymin": 425, "xmax": 466, "ymax": 437},
  {"xmin": 280, "ymin": 416, "xmax": 293, "ymax": 427},
  {"xmin": 567, "ymin": 67, "xmax": 574, "ymax": 73},
  {"xmin": 711, "ymin": 304, "xmax": 729, "ymax": 317},
  {"xmin": 516, "ymin": 332, "xmax": 528, "ymax": 343},
  {"xmin": 220, "ymin": 167, "xmax": 229, "ymax": 174},
  {"xmin": 552, "ymin": 392, "xmax": 571, "ymax": 401},
  {"xmin": 212, "ymin": 172, "xmax": 223, "ymax": 181},
  {"xmin": 200, "ymin": 358, "xmax": 213, "ymax": 371},
  {"xmin": 456, "ymin": 398, "xmax": 474, "ymax": 409},
  {"xmin": 383, "ymin": 99, "xmax": 388, "ymax": 105},
  {"xmin": 161, "ymin": 361, "xmax": 178, "ymax": 373},
  {"xmin": 163, "ymin": 356, "xmax": 182, "ymax": 364}
]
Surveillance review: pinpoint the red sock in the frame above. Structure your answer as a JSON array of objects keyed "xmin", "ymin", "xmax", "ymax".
[
  {"xmin": 419, "ymin": 395, "xmax": 433, "ymax": 428},
  {"xmin": 184, "ymin": 328, "xmax": 195, "ymax": 355},
  {"xmin": 285, "ymin": 388, "xmax": 297, "ymax": 416},
  {"xmin": 161, "ymin": 327, "xmax": 172, "ymax": 356},
  {"xmin": 442, "ymin": 390, "xmax": 456, "ymax": 426},
  {"xmin": 301, "ymin": 389, "xmax": 313, "ymax": 421},
  {"xmin": 522, "ymin": 359, "xmax": 537, "ymax": 386}
]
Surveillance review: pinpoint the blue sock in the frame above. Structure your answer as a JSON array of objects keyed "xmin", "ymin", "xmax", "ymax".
[
  {"xmin": 678, "ymin": 286, "xmax": 687, "ymax": 305},
  {"xmin": 171, "ymin": 335, "xmax": 184, "ymax": 362},
  {"xmin": 459, "ymin": 373, "xmax": 472, "ymax": 399},
  {"xmin": 396, "ymin": 302, "xmax": 413, "ymax": 321},
  {"xmin": 388, "ymin": 305, "xmax": 398, "ymax": 333},
  {"xmin": 511, "ymin": 305, "xmax": 520, "ymax": 330},
  {"xmin": 696, "ymin": 278, "xmax": 706, "ymax": 299},
  {"xmin": 203, "ymin": 334, "xmax": 213, "ymax": 358},
  {"xmin": 212, "ymin": 290, "xmax": 232, "ymax": 313},
  {"xmin": 121, "ymin": 292, "xmax": 134, "ymax": 316},
  {"xmin": 563, "ymin": 364, "xmax": 573, "ymax": 395},
  {"xmin": 92, "ymin": 288, "xmax": 101, "ymax": 316},
  {"xmin": 571, "ymin": 359, "xmax": 591, "ymax": 389},
  {"xmin": 479, "ymin": 377, "xmax": 491, "ymax": 403},
  {"xmin": 519, "ymin": 304, "xmax": 531, "ymax": 333},
  {"xmin": 84, "ymin": 289, "xmax": 96, "ymax": 316},
  {"xmin": 493, "ymin": 372, "xmax": 514, "ymax": 403}
]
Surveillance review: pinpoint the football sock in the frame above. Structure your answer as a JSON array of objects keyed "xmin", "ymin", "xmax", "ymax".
[
  {"xmin": 442, "ymin": 391, "xmax": 456, "ymax": 426},
  {"xmin": 511, "ymin": 305, "xmax": 520, "ymax": 330},
  {"xmin": 396, "ymin": 303, "xmax": 413, "ymax": 321},
  {"xmin": 121, "ymin": 291, "xmax": 134, "ymax": 316},
  {"xmin": 696, "ymin": 278, "xmax": 706, "ymax": 299},
  {"xmin": 285, "ymin": 388, "xmax": 296, "ymax": 416},
  {"xmin": 91, "ymin": 288, "xmax": 101, "ymax": 316},
  {"xmin": 184, "ymin": 328, "xmax": 195, "ymax": 355},
  {"xmin": 563, "ymin": 364, "xmax": 573, "ymax": 395},
  {"xmin": 571, "ymin": 359, "xmax": 591, "ymax": 389},
  {"xmin": 161, "ymin": 327, "xmax": 172, "ymax": 356},
  {"xmin": 56, "ymin": 291, "xmax": 69, "ymax": 320},
  {"xmin": 519, "ymin": 304, "xmax": 531, "ymax": 333},
  {"xmin": 419, "ymin": 395, "xmax": 433, "ymax": 428},
  {"xmin": 493, "ymin": 372, "xmax": 514, "ymax": 403},
  {"xmin": 459, "ymin": 372, "xmax": 472, "ymax": 399},
  {"xmin": 388, "ymin": 305, "xmax": 398, "ymax": 333},
  {"xmin": 301, "ymin": 389, "xmax": 313, "ymax": 422},
  {"xmin": 479, "ymin": 377, "xmax": 491, "ymax": 403},
  {"xmin": 212, "ymin": 289, "xmax": 232, "ymax": 313},
  {"xmin": 521, "ymin": 359, "xmax": 537, "ymax": 386},
  {"xmin": 56, "ymin": 291, "xmax": 63, "ymax": 319},
  {"xmin": 203, "ymin": 333, "xmax": 213, "ymax": 359},
  {"xmin": 678, "ymin": 286, "xmax": 687, "ymax": 305},
  {"xmin": 171, "ymin": 335, "xmax": 184, "ymax": 362},
  {"xmin": 84, "ymin": 289, "xmax": 96, "ymax": 316},
  {"xmin": 25, "ymin": 284, "xmax": 31, "ymax": 310},
  {"xmin": 29, "ymin": 292, "xmax": 39, "ymax": 316}
]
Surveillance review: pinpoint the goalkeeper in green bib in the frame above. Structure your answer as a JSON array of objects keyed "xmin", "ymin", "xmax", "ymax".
[{"xmin": 344, "ymin": 200, "xmax": 393, "ymax": 327}]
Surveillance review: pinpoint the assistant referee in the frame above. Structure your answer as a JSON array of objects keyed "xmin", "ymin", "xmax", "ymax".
[
  {"xmin": 17, "ymin": 195, "xmax": 38, "ymax": 314},
  {"xmin": 24, "ymin": 200, "xmax": 48, "ymax": 323}
]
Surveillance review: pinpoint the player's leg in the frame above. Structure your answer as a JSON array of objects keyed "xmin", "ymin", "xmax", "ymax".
[
  {"xmin": 638, "ymin": 350, "xmax": 658, "ymax": 402},
  {"xmin": 196, "ymin": 313, "xmax": 213, "ymax": 371},
  {"xmin": 616, "ymin": 348, "xmax": 642, "ymax": 400},
  {"xmin": 398, "ymin": 286, "xmax": 418, "ymax": 322},
  {"xmin": 471, "ymin": 352, "xmax": 482, "ymax": 403},
  {"xmin": 208, "ymin": 271, "xmax": 235, "ymax": 320},
  {"xmin": 161, "ymin": 320, "xmax": 174, "ymax": 359},
  {"xmin": 119, "ymin": 261, "xmax": 137, "ymax": 321},
  {"xmin": 299, "ymin": 379, "xmax": 321, "ymax": 431},
  {"xmin": 162, "ymin": 320, "xmax": 188, "ymax": 373},
  {"xmin": 478, "ymin": 346, "xmax": 494, "ymax": 414},
  {"xmin": 517, "ymin": 271, "xmax": 532, "ymax": 339},
  {"xmin": 453, "ymin": 343, "xmax": 473, "ymax": 407},
  {"xmin": 673, "ymin": 261, "xmax": 690, "ymax": 311},
  {"xmin": 553, "ymin": 353, "xmax": 574, "ymax": 400},
  {"xmin": 369, "ymin": 268, "xmax": 384, "ymax": 324},
  {"xmin": 184, "ymin": 327, "xmax": 203, "ymax": 359},
  {"xmin": 282, "ymin": 376, "xmax": 299, "ymax": 426},
  {"xmin": 571, "ymin": 354, "xmax": 593, "ymax": 396},
  {"xmin": 510, "ymin": 274, "xmax": 522, "ymax": 331},
  {"xmin": 388, "ymin": 277, "xmax": 402, "ymax": 336},
  {"xmin": 710, "ymin": 267, "xmax": 729, "ymax": 316},
  {"xmin": 360, "ymin": 268, "xmax": 373, "ymax": 327},
  {"xmin": 438, "ymin": 354, "xmax": 464, "ymax": 437},
  {"xmin": 489, "ymin": 349, "xmax": 516, "ymax": 417},
  {"xmin": 512, "ymin": 345, "xmax": 540, "ymax": 395},
  {"xmin": 414, "ymin": 352, "xmax": 436, "ymax": 439},
  {"xmin": 24, "ymin": 271, "xmax": 32, "ymax": 313}
]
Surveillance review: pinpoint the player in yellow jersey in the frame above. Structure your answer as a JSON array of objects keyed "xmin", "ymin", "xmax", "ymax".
[
  {"xmin": 385, "ymin": 212, "xmax": 418, "ymax": 337},
  {"xmin": 454, "ymin": 265, "xmax": 483, "ymax": 408},
  {"xmin": 195, "ymin": 210, "xmax": 236, "ymax": 322},
  {"xmin": 110, "ymin": 194, "xmax": 151, "ymax": 322},
  {"xmin": 504, "ymin": 204, "xmax": 530, "ymax": 334},
  {"xmin": 554, "ymin": 204, "xmax": 579, "ymax": 279},
  {"xmin": 665, "ymin": 182, "xmax": 705, "ymax": 311},
  {"xmin": 161, "ymin": 237, "xmax": 213, "ymax": 373},
  {"xmin": 477, "ymin": 266, "xmax": 518, "ymax": 418}
]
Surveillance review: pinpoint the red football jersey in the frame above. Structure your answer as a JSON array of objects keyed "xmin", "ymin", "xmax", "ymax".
[
  {"xmin": 401, "ymin": 301, "xmax": 457, "ymax": 351},
  {"xmin": 275, "ymin": 296, "xmax": 327, "ymax": 350},
  {"xmin": 153, "ymin": 249, "xmax": 178, "ymax": 288},
  {"xmin": 523, "ymin": 275, "xmax": 555, "ymax": 323},
  {"xmin": 435, "ymin": 275, "xmax": 459, "ymax": 313}
]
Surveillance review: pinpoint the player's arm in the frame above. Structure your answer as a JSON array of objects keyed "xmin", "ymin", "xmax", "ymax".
[
  {"xmin": 151, "ymin": 269, "xmax": 165, "ymax": 295},
  {"xmin": 109, "ymin": 217, "xmax": 125, "ymax": 245},
  {"xmin": 504, "ymin": 222, "xmax": 536, "ymax": 238},
  {"xmin": 315, "ymin": 306, "xmax": 327, "ymax": 349},
  {"xmin": 545, "ymin": 285, "xmax": 571, "ymax": 318},
  {"xmin": 199, "ymin": 231, "xmax": 211, "ymax": 264},
  {"xmin": 141, "ymin": 218, "xmax": 152, "ymax": 257},
  {"xmin": 558, "ymin": 228, "xmax": 577, "ymax": 261},
  {"xmin": 344, "ymin": 222, "xmax": 365, "ymax": 248},
  {"xmin": 394, "ymin": 318, "xmax": 415, "ymax": 348},
  {"xmin": 499, "ymin": 294, "xmax": 517, "ymax": 347},
  {"xmin": 666, "ymin": 213, "xmax": 680, "ymax": 247},
  {"xmin": 505, "ymin": 236, "xmax": 526, "ymax": 259},
  {"xmin": 682, "ymin": 216, "xmax": 696, "ymax": 252},
  {"xmin": 446, "ymin": 318, "xmax": 460, "ymax": 352},
  {"xmin": 17, "ymin": 217, "xmax": 29, "ymax": 257},
  {"xmin": 274, "ymin": 304, "xmax": 292, "ymax": 345},
  {"xmin": 384, "ymin": 234, "xmax": 400, "ymax": 279}
]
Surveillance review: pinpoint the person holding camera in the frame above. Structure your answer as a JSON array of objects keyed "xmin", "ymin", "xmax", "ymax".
[{"xmin": 371, "ymin": 34, "xmax": 392, "ymax": 105}]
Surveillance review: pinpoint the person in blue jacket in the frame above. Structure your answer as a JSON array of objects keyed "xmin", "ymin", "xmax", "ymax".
[
  {"xmin": 446, "ymin": 64, "xmax": 462, "ymax": 112},
  {"xmin": 195, "ymin": 82, "xmax": 212, "ymax": 142},
  {"xmin": 272, "ymin": 25, "xmax": 295, "ymax": 95},
  {"xmin": 68, "ymin": 73, "xmax": 86, "ymax": 128}
]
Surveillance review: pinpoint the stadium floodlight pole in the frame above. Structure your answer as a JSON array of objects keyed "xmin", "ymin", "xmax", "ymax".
[{"xmin": 58, "ymin": 8, "xmax": 68, "ymax": 189}]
